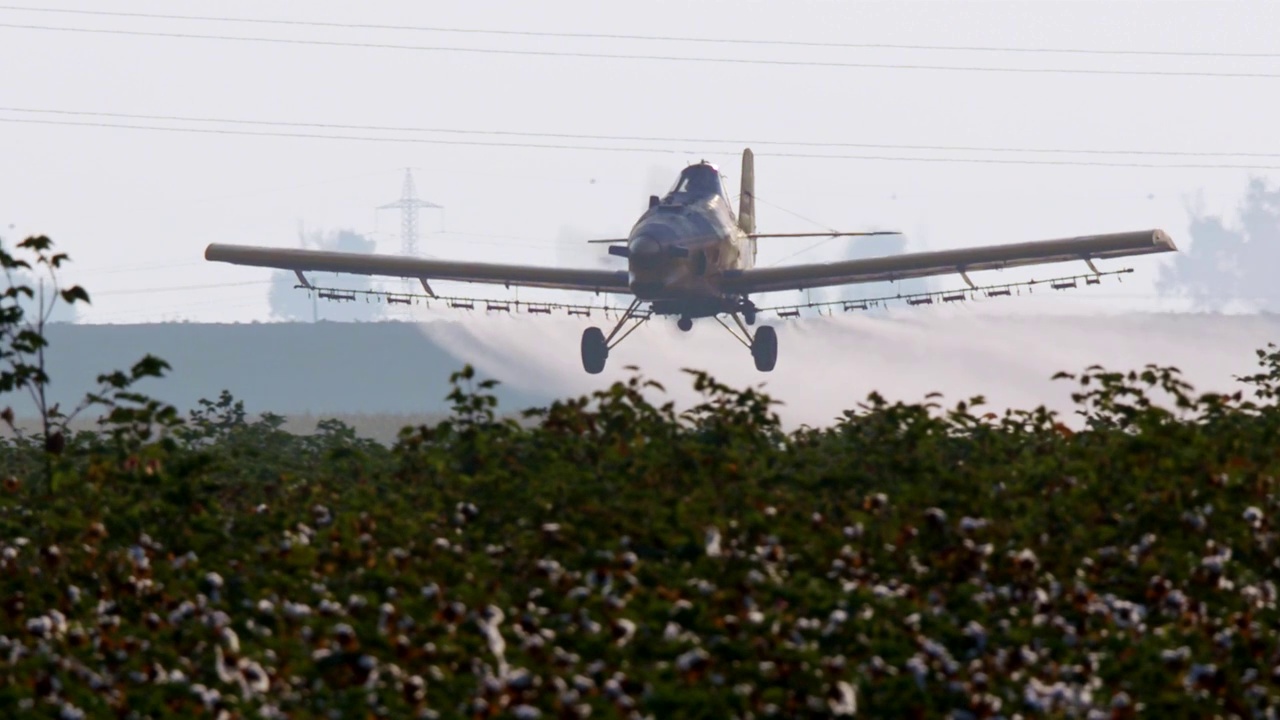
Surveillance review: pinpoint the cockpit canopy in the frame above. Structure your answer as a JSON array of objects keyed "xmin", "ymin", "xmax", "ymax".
[{"xmin": 664, "ymin": 162, "xmax": 727, "ymax": 203}]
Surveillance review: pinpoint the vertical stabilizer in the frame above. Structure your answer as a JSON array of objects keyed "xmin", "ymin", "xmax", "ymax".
[{"xmin": 738, "ymin": 148, "xmax": 755, "ymax": 235}]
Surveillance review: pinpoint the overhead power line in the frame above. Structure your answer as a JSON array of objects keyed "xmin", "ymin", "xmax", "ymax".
[
  {"xmin": 0, "ymin": 116, "xmax": 693, "ymax": 154},
  {"xmin": 3, "ymin": 115, "xmax": 1279, "ymax": 171},
  {"xmin": 90, "ymin": 280, "xmax": 272, "ymax": 297},
  {"xmin": 3, "ymin": 22, "xmax": 1280, "ymax": 79},
  {"xmin": 0, "ymin": 5, "xmax": 1275, "ymax": 59},
  {"xmin": 4, "ymin": 107, "xmax": 1278, "ymax": 160}
]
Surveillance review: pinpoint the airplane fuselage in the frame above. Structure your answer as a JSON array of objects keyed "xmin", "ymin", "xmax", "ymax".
[{"xmin": 623, "ymin": 162, "xmax": 756, "ymax": 318}]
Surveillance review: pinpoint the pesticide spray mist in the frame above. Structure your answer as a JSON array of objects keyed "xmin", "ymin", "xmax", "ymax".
[{"xmin": 418, "ymin": 308, "xmax": 1280, "ymax": 427}]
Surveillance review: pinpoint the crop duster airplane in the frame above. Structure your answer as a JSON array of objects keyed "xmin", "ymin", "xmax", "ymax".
[{"xmin": 205, "ymin": 149, "xmax": 1177, "ymax": 374}]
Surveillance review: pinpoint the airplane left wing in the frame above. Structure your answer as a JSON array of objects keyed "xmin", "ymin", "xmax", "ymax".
[
  {"xmin": 204, "ymin": 244, "xmax": 629, "ymax": 294},
  {"xmin": 722, "ymin": 229, "xmax": 1176, "ymax": 295}
]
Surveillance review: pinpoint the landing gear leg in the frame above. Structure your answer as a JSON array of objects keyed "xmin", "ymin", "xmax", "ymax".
[
  {"xmin": 580, "ymin": 298, "xmax": 648, "ymax": 374},
  {"xmin": 713, "ymin": 311, "xmax": 778, "ymax": 373}
]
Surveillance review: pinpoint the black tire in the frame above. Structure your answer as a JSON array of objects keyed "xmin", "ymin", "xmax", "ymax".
[
  {"xmin": 744, "ymin": 309, "xmax": 757, "ymax": 326},
  {"xmin": 581, "ymin": 327, "xmax": 608, "ymax": 374},
  {"xmin": 677, "ymin": 317, "xmax": 693, "ymax": 332},
  {"xmin": 752, "ymin": 325, "xmax": 778, "ymax": 372}
]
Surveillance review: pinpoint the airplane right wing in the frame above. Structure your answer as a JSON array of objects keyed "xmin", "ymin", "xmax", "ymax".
[
  {"xmin": 204, "ymin": 243, "xmax": 629, "ymax": 294},
  {"xmin": 721, "ymin": 229, "xmax": 1176, "ymax": 295}
]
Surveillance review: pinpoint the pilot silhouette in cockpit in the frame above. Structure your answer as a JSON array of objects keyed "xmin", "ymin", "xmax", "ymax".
[{"xmin": 685, "ymin": 168, "xmax": 718, "ymax": 196}]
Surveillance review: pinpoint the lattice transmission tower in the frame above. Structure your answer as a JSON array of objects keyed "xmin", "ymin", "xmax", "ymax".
[{"xmin": 378, "ymin": 168, "xmax": 442, "ymax": 257}]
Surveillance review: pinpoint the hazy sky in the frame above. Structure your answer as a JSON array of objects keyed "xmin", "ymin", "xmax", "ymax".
[{"xmin": 3, "ymin": 0, "xmax": 1279, "ymax": 324}]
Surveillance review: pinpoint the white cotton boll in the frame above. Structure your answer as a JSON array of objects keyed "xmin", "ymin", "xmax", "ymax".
[
  {"xmin": 26, "ymin": 616, "xmax": 52, "ymax": 638},
  {"xmin": 676, "ymin": 648, "xmax": 710, "ymax": 672},
  {"xmin": 241, "ymin": 660, "xmax": 270, "ymax": 695},
  {"xmin": 213, "ymin": 646, "xmax": 236, "ymax": 684},
  {"xmin": 220, "ymin": 627, "xmax": 240, "ymax": 654},
  {"xmin": 1013, "ymin": 548, "xmax": 1038, "ymax": 567},
  {"xmin": 704, "ymin": 527, "xmax": 722, "ymax": 557},
  {"xmin": 613, "ymin": 618, "xmax": 636, "ymax": 647},
  {"xmin": 828, "ymin": 681, "xmax": 857, "ymax": 716},
  {"xmin": 128, "ymin": 546, "xmax": 150, "ymax": 570},
  {"xmin": 1244, "ymin": 506, "xmax": 1264, "ymax": 528}
]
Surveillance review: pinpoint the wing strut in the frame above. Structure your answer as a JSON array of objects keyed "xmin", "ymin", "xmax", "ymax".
[
  {"xmin": 959, "ymin": 269, "xmax": 976, "ymax": 289},
  {"xmin": 420, "ymin": 278, "xmax": 437, "ymax": 298},
  {"xmin": 294, "ymin": 270, "xmax": 312, "ymax": 290}
]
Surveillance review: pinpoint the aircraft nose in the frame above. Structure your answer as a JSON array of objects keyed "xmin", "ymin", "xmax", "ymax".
[
  {"xmin": 628, "ymin": 234, "xmax": 667, "ymax": 297},
  {"xmin": 629, "ymin": 235, "xmax": 661, "ymax": 261}
]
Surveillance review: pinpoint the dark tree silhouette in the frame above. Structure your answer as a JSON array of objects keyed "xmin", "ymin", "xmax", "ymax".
[
  {"xmin": 268, "ymin": 227, "xmax": 384, "ymax": 322},
  {"xmin": 1159, "ymin": 178, "xmax": 1280, "ymax": 312},
  {"xmin": 803, "ymin": 233, "xmax": 932, "ymax": 310}
]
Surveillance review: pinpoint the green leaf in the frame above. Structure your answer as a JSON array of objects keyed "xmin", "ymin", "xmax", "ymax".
[{"xmin": 60, "ymin": 285, "xmax": 91, "ymax": 305}]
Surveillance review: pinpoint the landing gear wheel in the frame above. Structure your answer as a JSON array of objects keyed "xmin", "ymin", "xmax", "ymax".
[
  {"xmin": 744, "ymin": 308, "xmax": 757, "ymax": 326},
  {"xmin": 581, "ymin": 327, "xmax": 608, "ymax": 374},
  {"xmin": 677, "ymin": 317, "xmax": 693, "ymax": 332},
  {"xmin": 751, "ymin": 325, "xmax": 778, "ymax": 372}
]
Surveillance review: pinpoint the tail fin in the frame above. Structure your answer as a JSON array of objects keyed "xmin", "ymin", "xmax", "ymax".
[{"xmin": 738, "ymin": 148, "xmax": 755, "ymax": 235}]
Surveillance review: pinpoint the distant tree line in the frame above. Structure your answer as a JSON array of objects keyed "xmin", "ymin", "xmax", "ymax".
[{"xmin": 1158, "ymin": 177, "xmax": 1280, "ymax": 312}]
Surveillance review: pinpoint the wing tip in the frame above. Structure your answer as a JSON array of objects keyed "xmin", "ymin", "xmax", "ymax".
[{"xmin": 1152, "ymin": 229, "xmax": 1178, "ymax": 252}]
